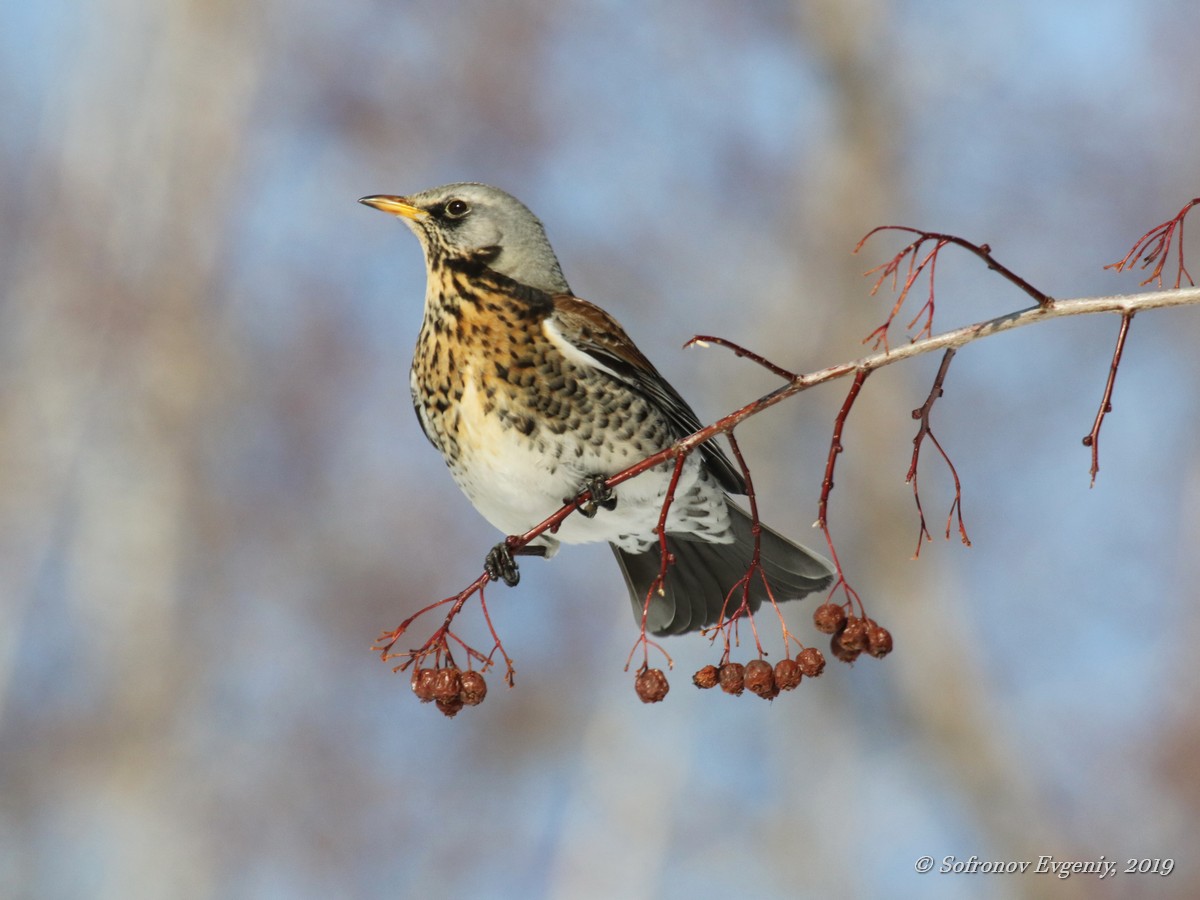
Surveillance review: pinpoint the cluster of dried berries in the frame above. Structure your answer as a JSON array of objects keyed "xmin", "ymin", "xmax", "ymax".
[
  {"xmin": 692, "ymin": 647, "xmax": 826, "ymax": 700},
  {"xmin": 411, "ymin": 665, "xmax": 488, "ymax": 717},
  {"xmin": 812, "ymin": 603, "xmax": 893, "ymax": 663},
  {"xmin": 406, "ymin": 605, "xmax": 894, "ymax": 711},
  {"xmin": 635, "ymin": 667, "xmax": 670, "ymax": 703}
]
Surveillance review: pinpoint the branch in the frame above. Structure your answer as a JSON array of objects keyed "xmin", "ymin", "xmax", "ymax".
[{"xmin": 674, "ymin": 287, "xmax": 1199, "ymax": 463}]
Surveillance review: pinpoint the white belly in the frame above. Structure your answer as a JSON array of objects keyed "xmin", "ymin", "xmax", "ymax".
[{"xmin": 448, "ymin": 380, "xmax": 731, "ymax": 553}]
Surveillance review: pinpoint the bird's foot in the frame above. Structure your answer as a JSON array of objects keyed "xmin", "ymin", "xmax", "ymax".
[
  {"xmin": 569, "ymin": 474, "xmax": 618, "ymax": 519},
  {"xmin": 484, "ymin": 542, "xmax": 548, "ymax": 586}
]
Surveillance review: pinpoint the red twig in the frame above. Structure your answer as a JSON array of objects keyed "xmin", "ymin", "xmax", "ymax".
[
  {"xmin": 855, "ymin": 226, "xmax": 1053, "ymax": 351},
  {"xmin": 1081, "ymin": 312, "xmax": 1135, "ymax": 487},
  {"xmin": 816, "ymin": 368, "xmax": 871, "ymax": 615},
  {"xmin": 477, "ymin": 584, "xmax": 516, "ymax": 686},
  {"xmin": 699, "ymin": 431, "xmax": 778, "ymax": 661},
  {"xmin": 1106, "ymin": 199, "xmax": 1199, "ymax": 289},
  {"xmin": 374, "ymin": 572, "xmax": 510, "ymax": 679},
  {"xmin": 724, "ymin": 432, "xmax": 772, "ymax": 657},
  {"xmin": 907, "ymin": 348, "xmax": 970, "ymax": 557},
  {"xmin": 684, "ymin": 335, "xmax": 798, "ymax": 381},
  {"xmin": 624, "ymin": 455, "xmax": 688, "ymax": 673},
  {"xmin": 859, "ymin": 235, "xmax": 946, "ymax": 351},
  {"xmin": 647, "ymin": 455, "xmax": 688, "ymax": 604}
]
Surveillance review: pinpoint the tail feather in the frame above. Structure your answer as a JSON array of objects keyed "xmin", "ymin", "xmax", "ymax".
[{"xmin": 611, "ymin": 500, "xmax": 834, "ymax": 636}]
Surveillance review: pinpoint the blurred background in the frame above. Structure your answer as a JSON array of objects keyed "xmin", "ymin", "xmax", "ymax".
[{"xmin": 2, "ymin": 1, "xmax": 1198, "ymax": 898}]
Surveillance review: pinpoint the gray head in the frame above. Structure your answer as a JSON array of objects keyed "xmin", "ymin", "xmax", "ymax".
[{"xmin": 359, "ymin": 183, "xmax": 570, "ymax": 294}]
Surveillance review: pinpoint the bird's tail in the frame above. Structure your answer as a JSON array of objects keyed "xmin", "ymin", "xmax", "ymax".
[{"xmin": 610, "ymin": 499, "xmax": 834, "ymax": 636}]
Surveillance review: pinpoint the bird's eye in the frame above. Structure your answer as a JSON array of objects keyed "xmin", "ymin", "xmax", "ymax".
[{"xmin": 444, "ymin": 199, "xmax": 471, "ymax": 219}]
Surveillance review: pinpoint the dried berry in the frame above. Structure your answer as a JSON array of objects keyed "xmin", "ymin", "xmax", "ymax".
[
  {"xmin": 693, "ymin": 665, "xmax": 720, "ymax": 689},
  {"xmin": 744, "ymin": 659, "xmax": 776, "ymax": 699},
  {"xmin": 432, "ymin": 667, "xmax": 462, "ymax": 703},
  {"xmin": 436, "ymin": 696, "xmax": 464, "ymax": 718},
  {"xmin": 459, "ymin": 670, "xmax": 488, "ymax": 705},
  {"xmin": 718, "ymin": 662, "xmax": 746, "ymax": 696},
  {"xmin": 796, "ymin": 647, "xmax": 826, "ymax": 678},
  {"xmin": 839, "ymin": 616, "xmax": 868, "ymax": 652},
  {"xmin": 412, "ymin": 668, "xmax": 437, "ymax": 703},
  {"xmin": 812, "ymin": 602, "xmax": 847, "ymax": 635},
  {"xmin": 635, "ymin": 667, "xmax": 670, "ymax": 703},
  {"xmin": 830, "ymin": 628, "xmax": 862, "ymax": 664},
  {"xmin": 774, "ymin": 658, "xmax": 802, "ymax": 691},
  {"xmin": 866, "ymin": 621, "xmax": 893, "ymax": 658}
]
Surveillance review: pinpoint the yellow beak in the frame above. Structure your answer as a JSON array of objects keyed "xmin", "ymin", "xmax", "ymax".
[{"xmin": 358, "ymin": 195, "xmax": 426, "ymax": 219}]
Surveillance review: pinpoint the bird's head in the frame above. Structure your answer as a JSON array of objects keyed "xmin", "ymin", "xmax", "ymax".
[{"xmin": 360, "ymin": 183, "xmax": 570, "ymax": 294}]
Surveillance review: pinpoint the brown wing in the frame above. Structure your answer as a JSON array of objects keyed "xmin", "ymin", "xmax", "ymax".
[{"xmin": 551, "ymin": 295, "xmax": 746, "ymax": 494}]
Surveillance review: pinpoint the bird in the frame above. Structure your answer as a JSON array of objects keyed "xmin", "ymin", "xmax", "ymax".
[{"xmin": 359, "ymin": 183, "xmax": 833, "ymax": 635}]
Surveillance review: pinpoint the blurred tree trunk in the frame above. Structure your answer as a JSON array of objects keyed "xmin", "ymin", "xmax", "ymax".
[
  {"xmin": 1, "ymin": 0, "xmax": 261, "ymax": 892},
  {"xmin": 778, "ymin": 2, "xmax": 1083, "ymax": 897}
]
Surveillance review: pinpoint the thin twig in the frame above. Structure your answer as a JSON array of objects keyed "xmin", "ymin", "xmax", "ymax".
[
  {"xmin": 858, "ymin": 226, "xmax": 1052, "ymax": 306},
  {"xmin": 375, "ymin": 572, "xmax": 492, "ymax": 670},
  {"xmin": 623, "ymin": 454, "xmax": 688, "ymax": 673},
  {"xmin": 702, "ymin": 431, "xmax": 774, "ymax": 659},
  {"xmin": 684, "ymin": 335, "xmax": 798, "ymax": 381},
  {"xmin": 815, "ymin": 369, "xmax": 871, "ymax": 613},
  {"xmin": 856, "ymin": 227, "xmax": 1053, "ymax": 351},
  {"xmin": 477, "ymin": 584, "xmax": 517, "ymax": 686},
  {"xmin": 907, "ymin": 348, "xmax": 969, "ymax": 557},
  {"xmin": 1082, "ymin": 312, "xmax": 1135, "ymax": 487},
  {"xmin": 1106, "ymin": 199, "xmax": 1199, "ymax": 289}
]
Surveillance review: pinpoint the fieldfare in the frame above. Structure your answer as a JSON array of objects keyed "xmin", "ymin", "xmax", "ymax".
[{"xmin": 360, "ymin": 183, "xmax": 833, "ymax": 635}]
